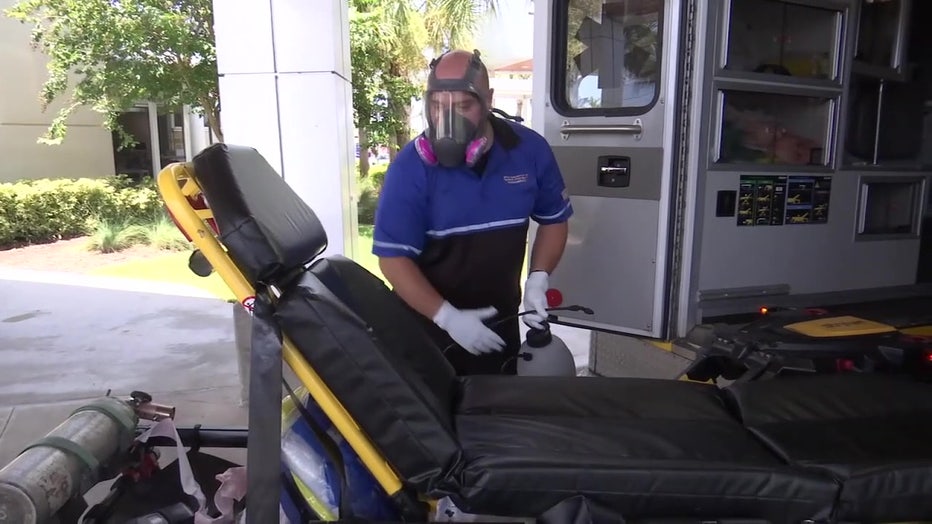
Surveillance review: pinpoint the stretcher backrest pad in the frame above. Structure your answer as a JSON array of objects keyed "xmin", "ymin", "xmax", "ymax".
[{"xmin": 192, "ymin": 144, "xmax": 328, "ymax": 284}]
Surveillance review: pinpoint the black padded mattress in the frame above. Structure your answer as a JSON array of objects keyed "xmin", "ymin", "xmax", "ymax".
[
  {"xmin": 725, "ymin": 374, "xmax": 932, "ymax": 522},
  {"xmin": 452, "ymin": 376, "xmax": 839, "ymax": 521}
]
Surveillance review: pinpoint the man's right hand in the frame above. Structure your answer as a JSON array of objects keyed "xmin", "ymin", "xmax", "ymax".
[{"xmin": 432, "ymin": 301, "xmax": 505, "ymax": 355}]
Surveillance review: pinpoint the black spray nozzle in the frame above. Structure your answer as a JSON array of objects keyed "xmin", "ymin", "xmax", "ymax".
[{"xmin": 492, "ymin": 305, "xmax": 595, "ymax": 329}]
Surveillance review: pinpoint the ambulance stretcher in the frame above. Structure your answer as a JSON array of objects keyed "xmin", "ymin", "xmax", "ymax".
[{"xmin": 3, "ymin": 142, "xmax": 932, "ymax": 523}]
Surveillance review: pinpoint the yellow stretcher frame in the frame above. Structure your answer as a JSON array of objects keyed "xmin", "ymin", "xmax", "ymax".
[{"xmin": 156, "ymin": 162, "xmax": 407, "ymax": 507}]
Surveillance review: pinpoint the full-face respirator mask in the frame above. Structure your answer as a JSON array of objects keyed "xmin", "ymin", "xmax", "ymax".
[{"xmin": 415, "ymin": 50, "xmax": 491, "ymax": 168}]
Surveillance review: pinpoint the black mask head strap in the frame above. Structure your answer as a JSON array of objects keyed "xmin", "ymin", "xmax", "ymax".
[{"xmin": 426, "ymin": 49, "xmax": 487, "ymax": 100}]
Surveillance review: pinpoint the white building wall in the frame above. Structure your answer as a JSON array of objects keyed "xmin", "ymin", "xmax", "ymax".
[{"xmin": 0, "ymin": 0, "xmax": 114, "ymax": 183}]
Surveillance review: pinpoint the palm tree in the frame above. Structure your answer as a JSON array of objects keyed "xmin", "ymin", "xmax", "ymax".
[
  {"xmin": 351, "ymin": 0, "xmax": 499, "ymax": 165},
  {"xmin": 422, "ymin": 0, "xmax": 500, "ymax": 53}
]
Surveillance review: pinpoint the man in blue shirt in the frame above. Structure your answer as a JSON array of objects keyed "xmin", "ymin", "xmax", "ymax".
[{"xmin": 372, "ymin": 49, "xmax": 573, "ymax": 375}]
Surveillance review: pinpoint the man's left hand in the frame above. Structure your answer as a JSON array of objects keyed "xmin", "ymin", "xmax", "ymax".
[{"xmin": 523, "ymin": 270, "xmax": 549, "ymax": 329}]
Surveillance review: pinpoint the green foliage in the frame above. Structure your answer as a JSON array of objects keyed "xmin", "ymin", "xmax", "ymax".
[
  {"xmin": 0, "ymin": 176, "xmax": 165, "ymax": 247},
  {"xmin": 423, "ymin": 0, "xmax": 498, "ymax": 51},
  {"xmin": 85, "ymin": 214, "xmax": 189, "ymax": 253},
  {"xmin": 4, "ymin": 0, "xmax": 221, "ymax": 148},
  {"xmin": 349, "ymin": 0, "xmax": 499, "ymax": 158},
  {"xmin": 87, "ymin": 220, "xmax": 148, "ymax": 253},
  {"xmin": 368, "ymin": 163, "xmax": 389, "ymax": 189},
  {"xmin": 349, "ymin": 1, "xmax": 423, "ymax": 151},
  {"xmin": 144, "ymin": 215, "xmax": 190, "ymax": 251},
  {"xmin": 356, "ymin": 163, "xmax": 388, "ymax": 225}
]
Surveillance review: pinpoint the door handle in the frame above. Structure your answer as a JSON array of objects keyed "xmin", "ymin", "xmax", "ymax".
[
  {"xmin": 599, "ymin": 166, "xmax": 628, "ymax": 175},
  {"xmin": 561, "ymin": 119, "xmax": 642, "ymax": 141},
  {"xmin": 597, "ymin": 156, "xmax": 631, "ymax": 188}
]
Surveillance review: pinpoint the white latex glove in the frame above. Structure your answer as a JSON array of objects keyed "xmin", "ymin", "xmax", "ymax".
[
  {"xmin": 432, "ymin": 301, "xmax": 505, "ymax": 355},
  {"xmin": 522, "ymin": 270, "xmax": 549, "ymax": 329}
]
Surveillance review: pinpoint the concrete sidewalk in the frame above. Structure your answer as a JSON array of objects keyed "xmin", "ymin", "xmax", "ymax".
[{"xmin": 0, "ymin": 269, "xmax": 249, "ymax": 468}]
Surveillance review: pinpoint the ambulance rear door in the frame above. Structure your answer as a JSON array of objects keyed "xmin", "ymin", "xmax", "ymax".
[{"xmin": 531, "ymin": 0, "xmax": 688, "ymax": 338}]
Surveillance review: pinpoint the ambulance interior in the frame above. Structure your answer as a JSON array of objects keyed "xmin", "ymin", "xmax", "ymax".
[{"xmin": 693, "ymin": 0, "xmax": 932, "ymax": 325}]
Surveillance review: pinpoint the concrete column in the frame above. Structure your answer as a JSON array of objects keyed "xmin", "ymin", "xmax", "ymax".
[
  {"xmin": 187, "ymin": 111, "xmax": 212, "ymax": 156},
  {"xmin": 182, "ymin": 104, "xmax": 194, "ymax": 161},
  {"xmin": 212, "ymin": 0, "xmax": 356, "ymax": 259},
  {"xmin": 147, "ymin": 101, "xmax": 161, "ymax": 175}
]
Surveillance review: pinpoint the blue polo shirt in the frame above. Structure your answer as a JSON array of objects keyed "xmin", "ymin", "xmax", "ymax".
[{"xmin": 372, "ymin": 116, "xmax": 573, "ymax": 321}]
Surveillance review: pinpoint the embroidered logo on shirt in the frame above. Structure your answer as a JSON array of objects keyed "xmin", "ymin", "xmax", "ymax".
[{"xmin": 503, "ymin": 174, "xmax": 529, "ymax": 184}]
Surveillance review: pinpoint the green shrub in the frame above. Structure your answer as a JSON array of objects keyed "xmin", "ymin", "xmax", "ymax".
[
  {"xmin": 356, "ymin": 163, "xmax": 389, "ymax": 226},
  {"xmin": 1, "ymin": 163, "xmax": 393, "ymax": 247},
  {"xmin": 369, "ymin": 163, "xmax": 388, "ymax": 189},
  {"xmin": 0, "ymin": 176, "xmax": 165, "ymax": 248},
  {"xmin": 84, "ymin": 214, "xmax": 191, "ymax": 254},
  {"xmin": 144, "ymin": 215, "xmax": 190, "ymax": 251},
  {"xmin": 86, "ymin": 220, "xmax": 148, "ymax": 253}
]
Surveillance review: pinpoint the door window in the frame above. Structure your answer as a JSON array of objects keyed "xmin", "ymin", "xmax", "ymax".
[{"xmin": 555, "ymin": 0, "xmax": 664, "ymax": 115}]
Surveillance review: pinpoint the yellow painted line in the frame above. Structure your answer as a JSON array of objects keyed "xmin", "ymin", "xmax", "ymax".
[{"xmin": 650, "ymin": 340, "xmax": 673, "ymax": 352}]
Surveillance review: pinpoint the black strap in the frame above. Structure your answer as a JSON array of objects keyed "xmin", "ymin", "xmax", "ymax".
[
  {"xmin": 491, "ymin": 107, "xmax": 524, "ymax": 123},
  {"xmin": 246, "ymin": 286, "xmax": 355, "ymax": 522},
  {"xmin": 282, "ymin": 378, "xmax": 353, "ymax": 521},
  {"xmin": 280, "ymin": 469, "xmax": 318, "ymax": 522},
  {"xmin": 245, "ymin": 289, "xmax": 283, "ymax": 523}
]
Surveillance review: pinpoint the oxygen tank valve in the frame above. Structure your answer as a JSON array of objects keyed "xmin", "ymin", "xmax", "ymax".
[{"xmin": 128, "ymin": 390, "xmax": 176, "ymax": 421}]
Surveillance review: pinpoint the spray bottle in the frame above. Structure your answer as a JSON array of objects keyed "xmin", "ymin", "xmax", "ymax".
[{"xmin": 516, "ymin": 289, "xmax": 593, "ymax": 377}]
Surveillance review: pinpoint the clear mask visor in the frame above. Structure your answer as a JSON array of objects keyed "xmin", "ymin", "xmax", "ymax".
[{"xmin": 425, "ymin": 90, "xmax": 485, "ymax": 143}]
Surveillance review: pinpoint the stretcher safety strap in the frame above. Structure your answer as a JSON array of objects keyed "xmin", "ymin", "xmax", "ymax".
[{"xmin": 246, "ymin": 288, "xmax": 283, "ymax": 523}]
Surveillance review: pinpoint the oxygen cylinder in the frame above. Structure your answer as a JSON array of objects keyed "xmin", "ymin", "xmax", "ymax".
[
  {"xmin": 516, "ymin": 322, "xmax": 577, "ymax": 377},
  {"xmin": 0, "ymin": 396, "xmax": 138, "ymax": 524}
]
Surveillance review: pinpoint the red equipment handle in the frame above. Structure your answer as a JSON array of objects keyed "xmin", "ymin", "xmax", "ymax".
[{"xmin": 546, "ymin": 288, "xmax": 563, "ymax": 308}]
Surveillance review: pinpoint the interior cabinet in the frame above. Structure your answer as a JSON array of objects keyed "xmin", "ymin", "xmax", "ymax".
[
  {"xmin": 710, "ymin": 0, "xmax": 848, "ymax": 171},
  {"xmin": 708, "ymin": 0, "xmax": 925, "ymax": 171},
  {"xmin": 723, "ymin": 0, "xmax": 844, "ymax": 82},
  {"xmin": 718, "ymin": 89, "xmax": 835, "ymax": 166},
  {"xmin": 852, "ymin": 0, "xmax": 912, "ymax": 80},
  {"xmin": 844, "ymin": 0, "xmax": 925, "ymax": 167}
]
